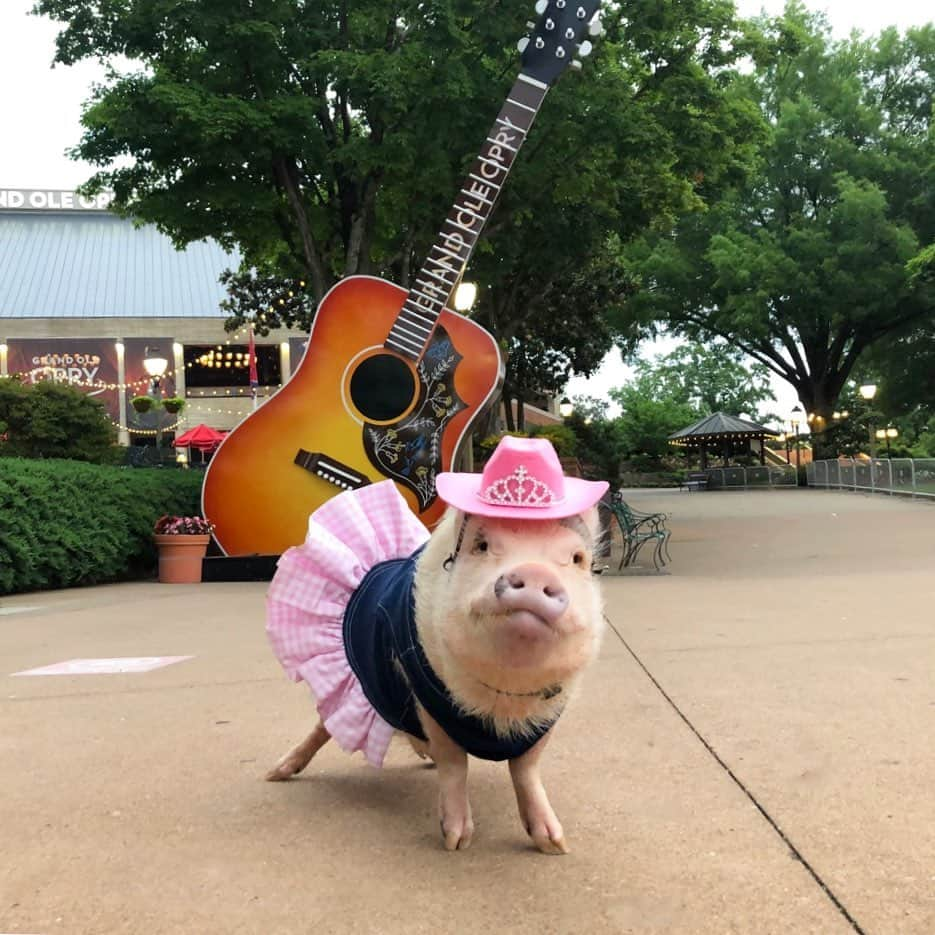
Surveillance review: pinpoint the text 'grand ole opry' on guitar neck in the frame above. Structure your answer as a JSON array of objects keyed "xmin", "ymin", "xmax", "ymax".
[{"xmin": 203, "ymin": 0, "xmax": 603, "ymax": 556}]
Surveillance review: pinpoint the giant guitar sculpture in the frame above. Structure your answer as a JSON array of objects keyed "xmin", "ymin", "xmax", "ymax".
[{"xmin": 203, "ymin": 0, "xmax": 602, "ymax": 556}]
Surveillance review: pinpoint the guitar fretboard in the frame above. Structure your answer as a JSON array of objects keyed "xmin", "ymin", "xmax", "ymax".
[{"xmin": 385, "ymin": 74, "xmax": 549, "ymax": 360}]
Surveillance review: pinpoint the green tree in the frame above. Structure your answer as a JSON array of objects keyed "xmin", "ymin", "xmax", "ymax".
[
  {"xmin": 0, "ymin": 379, "xmax": 118, "ymax": 462},
  {"xmin": 610, "ymin": 371, "xmax": 699, "ymax": 464},
  {"xmin": 632, "ymin": 340, "xmax": 774, "ymax": 417},
  {"xmin": 614, "ymin": 5, "xmax": 935, "ymax": 457},
  {"xmin": 563, "ymin": 411, "xmax": 627, "ymax": 484},
  {"xmin": 40, "ymin": 0, "xmax": 762, "ymax": 383}
]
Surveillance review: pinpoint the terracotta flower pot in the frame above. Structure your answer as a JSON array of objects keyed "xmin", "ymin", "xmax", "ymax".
[{"xmin": 154, "ymin": 533, "xmax": 210, "ymax": 584}]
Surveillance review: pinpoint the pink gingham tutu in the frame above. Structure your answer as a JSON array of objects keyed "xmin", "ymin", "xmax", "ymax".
[{"xmin": 266, "ymin": 481, "xmax": 429, "ymax": 766}]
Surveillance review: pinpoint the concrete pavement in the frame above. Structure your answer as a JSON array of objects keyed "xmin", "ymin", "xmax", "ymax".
[{"xmin": 1, "ymin": 488, "xmax": 932, "ymax": 934}]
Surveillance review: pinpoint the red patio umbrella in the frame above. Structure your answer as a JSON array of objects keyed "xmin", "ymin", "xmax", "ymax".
[{"xmin": 174, "ymin": 423, "xmax": 226, "ymax": 452}]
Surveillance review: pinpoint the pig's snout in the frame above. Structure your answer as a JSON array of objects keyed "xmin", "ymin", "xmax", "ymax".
[{"xmin": 493, "ymin": 564, "xmax": 569, "ymax": 627}]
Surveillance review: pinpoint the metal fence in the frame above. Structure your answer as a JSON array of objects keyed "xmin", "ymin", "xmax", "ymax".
[
  {"xmin": 703, "ymin": 465, "xmax": 797, "ymax": 490},
  {"xmin": 807, "ymin": 458, "xmax": 935, "ymax": 499}
]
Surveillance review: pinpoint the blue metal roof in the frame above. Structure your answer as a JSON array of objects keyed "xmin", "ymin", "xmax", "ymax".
[{"xmin": 0, "ymin": 211, "xmax": 239, "ymax": 318}]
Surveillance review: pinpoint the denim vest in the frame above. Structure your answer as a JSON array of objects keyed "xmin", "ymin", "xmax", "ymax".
[{"xmin": 342, "ymin": 548, "xmax": 557, "ymax": 761}]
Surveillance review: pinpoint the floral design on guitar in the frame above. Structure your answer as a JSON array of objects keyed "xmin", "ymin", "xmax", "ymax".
[{"xmin": 363, "ymin": 325, "xmax": 466, "ymax": 509}]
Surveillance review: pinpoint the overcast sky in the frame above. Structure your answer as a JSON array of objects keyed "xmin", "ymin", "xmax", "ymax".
[{"xmin": 2, "ymin": 0, "xmax": 931, "ymax": 416}]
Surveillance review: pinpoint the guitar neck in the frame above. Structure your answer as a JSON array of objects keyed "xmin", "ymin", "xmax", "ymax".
[{"xmin": 385, "ymin": 73, "xmax": 549, "ymax": 361}]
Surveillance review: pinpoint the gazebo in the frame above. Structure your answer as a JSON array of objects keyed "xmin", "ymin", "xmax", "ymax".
[{"xmin": 669, "ymin": 412, "xmax": 780, "ymax": 468}]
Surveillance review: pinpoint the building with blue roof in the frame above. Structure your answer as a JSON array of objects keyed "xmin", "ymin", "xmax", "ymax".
[{"xmin": 0, "ymin": 188, "xmax": 297, "ymax": 443}]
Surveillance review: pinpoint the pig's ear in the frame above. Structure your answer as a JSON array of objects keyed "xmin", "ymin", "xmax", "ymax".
[{"xmin": 579, "ymin": 506, "xmax": 602, "ymax": 546}]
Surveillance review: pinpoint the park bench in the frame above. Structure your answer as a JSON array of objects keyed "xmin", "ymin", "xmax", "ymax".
[
  {"xmin": 605, "ymin": 492, "xmax": 671, "ymax": 571},
  {"xmin": 680, "ymin": 471, "xmax": 709, "ymax": 492}
]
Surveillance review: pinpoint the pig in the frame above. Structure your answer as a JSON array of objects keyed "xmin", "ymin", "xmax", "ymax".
[{"xmin": 265, "ymin": 437, "xmax": 608, "ymax": 854}]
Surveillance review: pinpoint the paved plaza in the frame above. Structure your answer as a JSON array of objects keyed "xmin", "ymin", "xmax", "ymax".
[{"xmin": 1, "ymin": 488, "xmax": 933, "ymax": 934}]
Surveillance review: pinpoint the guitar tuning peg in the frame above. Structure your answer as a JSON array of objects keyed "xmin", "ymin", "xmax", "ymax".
[
  {"xmin": 535, "ymin": 0, "xmax": 548, "ymax": 13},
  {"xmin": 570, "ymin": 59, "xmax": 583, "ymax": 70},
  {"xmin": 517, "ymin": 37, "xmax": 530, "ymax": 52},
  {"xmin": 588, "ymin": 19, "xmax": 603, "ymax": 36},
  {"xmin": 577, "ymin": 39, "xmax": 593, "ymax": 57}
]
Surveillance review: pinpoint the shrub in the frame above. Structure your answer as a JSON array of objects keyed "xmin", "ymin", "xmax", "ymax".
[
  {"xmin": 529, "ymin": 423, "xmax": 577, "ymax": 457},
  {"xmin": 0, "ymin": 378, "xmax": 119, "ymax": 463},
  {"xmin": 0, "ymin": 459, "xmax": 203, "ymax": 595}
]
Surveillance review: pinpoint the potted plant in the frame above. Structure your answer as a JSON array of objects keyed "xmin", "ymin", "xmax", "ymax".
[
  {"xmin": 131, "ymin": 395, "xmax": 155, "ymax": 413},
  {"xmin": 162, "ymin": 396, "xmax": 186, "ymax": 415},
  {"xmin": 153, "ymin": 514, "xmax": 213, "ymax": 584}
]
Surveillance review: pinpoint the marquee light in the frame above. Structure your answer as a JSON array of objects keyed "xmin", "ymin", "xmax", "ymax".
[{"xmin": 9, "ymin": 368, "xmax": 178, "ymax": 391}]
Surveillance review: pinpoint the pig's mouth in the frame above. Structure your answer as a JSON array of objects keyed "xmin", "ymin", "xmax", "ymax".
[{"xmin": 503, "ymin": 608, "xmax": 558, "ymax": 640}]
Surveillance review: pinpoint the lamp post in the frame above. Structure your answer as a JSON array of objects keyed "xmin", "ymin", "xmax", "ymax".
[
  {"xmin": 790, "ymin": 405, "xmax": 803, "ymax": 477},
  {"xmin": 142, "ymin": 346, "xmax": 169, "ymax": 451},
  {"xmin": 859, "ymin": 383, "xmax": 878, "ymax": 457},
  {"xmin": 877, "ymin": 427, "xmax": 898, "ymax": 457},
  {"xmin": 143, "ymin": 346, "xmax": 169, "ymax": 398},
  {"xmin": 558, "ymin": 397, "xmax": 574, "ymax": 419}
]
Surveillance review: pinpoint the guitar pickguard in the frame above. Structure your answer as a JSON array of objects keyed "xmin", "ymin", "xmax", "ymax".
[{"xmin": 362, "ymin": 325, "xmax": 467, "ymax": 510}]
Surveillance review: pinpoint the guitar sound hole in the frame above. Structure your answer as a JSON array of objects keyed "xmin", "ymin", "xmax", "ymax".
[{"xmin": 349, "ymin": 354, "xmax": 416, "ymax": 422}]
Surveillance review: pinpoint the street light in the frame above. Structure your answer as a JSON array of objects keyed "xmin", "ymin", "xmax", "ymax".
[
  {"xmin": 859, "ymin": 383, "xmax": 879, "ymax": 457},
  {"xmin": 142, "ymin": 346, "xmax": 169, "ymax": 453},
  {"xmin": 143, "ymin": 346, "xmax": 169, "ymax": 397},
  {"xmin": 877, "ymin": 426, "xmax": 899, "ymax": 457},
  {"xmin": 790, "ymin": 405, "xmax": 803, "ymax": 475},
  {"xmin": 453, "ymin": 281, "xmax": 477, "ymax": 312},
  {"xmin": 558, "ymin": 397, "xmax": 574, "ymax": 419}
]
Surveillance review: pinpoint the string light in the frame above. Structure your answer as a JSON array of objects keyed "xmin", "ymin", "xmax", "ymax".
[{"xmin": 110, "ymin": 418, "xmax": 181, "ymax": 436}]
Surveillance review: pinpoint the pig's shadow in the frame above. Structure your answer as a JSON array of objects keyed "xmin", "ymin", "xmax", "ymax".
[
  {"xmin": 269, "ymin": 761, "xmax": 536, "ymax": 853},
  {"xmin": 272, "ymin": 762, "xmax": 437, "ymax": 832}
]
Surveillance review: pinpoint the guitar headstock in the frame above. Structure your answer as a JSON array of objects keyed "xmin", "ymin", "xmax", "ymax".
[{"xmin": 517, "ymin": 0, "xmax": 602, "ymax": 86}]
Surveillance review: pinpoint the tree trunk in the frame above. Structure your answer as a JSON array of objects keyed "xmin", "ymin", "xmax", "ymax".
[
  {"xmin": 274, "ymin": 158, "xmax": 331, "ymax": 302},
  {"xmin": 797, "ymin": 380, "xmax": 839, "ymax": 460}
]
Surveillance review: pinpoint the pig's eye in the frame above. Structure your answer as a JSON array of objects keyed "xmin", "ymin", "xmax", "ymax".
[
  {"xmin": 473, "ymin": 539, "xmax": 489, "ymax": 554},
  {"xmin": 572, "ymin": 551, "xmax": 586, "ymax": 566}
]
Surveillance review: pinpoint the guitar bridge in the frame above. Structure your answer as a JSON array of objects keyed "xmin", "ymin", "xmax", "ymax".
[{"xmin": 294, "ymin": 449, "xmax": 371, "ymax": 491}]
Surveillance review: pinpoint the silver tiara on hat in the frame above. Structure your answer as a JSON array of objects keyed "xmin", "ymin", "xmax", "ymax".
[{"xmin": 478, "ymin": 464, "xmax": 562, "ymax": 508}]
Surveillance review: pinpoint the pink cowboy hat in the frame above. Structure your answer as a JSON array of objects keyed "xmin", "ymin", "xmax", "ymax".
[{"xmin": 435, "ymin": 436, "xmax": 608, "ymax": 520}]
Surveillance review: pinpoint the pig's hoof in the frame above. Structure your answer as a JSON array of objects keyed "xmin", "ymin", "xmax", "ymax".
[
  {"xmin": 440, "ymin": 817, "xmax": 475, "ymax": 851},
  {"xmin": 533, "ymin": 833, "xmax": 569, "ymax": 856},
  {"xmin": 264, "ymin": 753, "xmax": 308, "ymax": 782},
  {"xmin": 525, "ymin": 819, "xmax": 569, "ymax": 855}
]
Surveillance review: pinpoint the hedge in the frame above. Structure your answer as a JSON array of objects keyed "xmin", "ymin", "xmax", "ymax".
[{"xmin": 0, "ymin": 459, "xmax": 203, "ymax": 595}]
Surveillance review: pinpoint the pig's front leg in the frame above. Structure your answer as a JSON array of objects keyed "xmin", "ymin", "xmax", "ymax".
[
  {"xmin": 418, "ymin": 709, "xmax": 474, "ymax": 851},
  {"xmin": 509, "ymin": 733, "xmax": 568, "ymax": 855}
]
